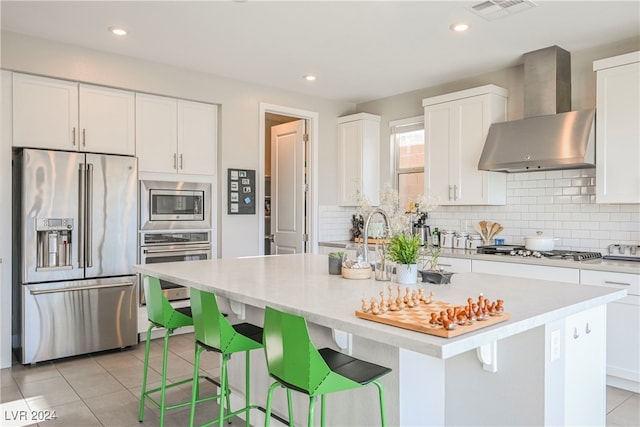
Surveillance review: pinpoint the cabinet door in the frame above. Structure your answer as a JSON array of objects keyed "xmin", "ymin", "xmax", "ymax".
[
  {"xmin": 136, "ymin": 94, "xmax": 178, "ymax": 174},
  {"xmin": 564, "ymin": 306, "xmax": 606, "ymax": 426},
  {"xmin": 338, "ymin": 120, "xmax": 364, "ymax": 206},
  {"xmin": 595, "ymin": 61, "xmax": 640, "ymax": 203},
  {"xmin": 455, "ymin": 96, "xmax": 490, "ymax": 205},
  {"xmin": 13, "ymin": 74, "xmax": 78, "ymax": 150},
  {"xmin": 424, "ymin": 104, "xmax": 451, "ymax": 203},
  {"xmin": 178, "ymin": 100, "xmax": 217, "ymax": 176},
  {"xmin": 79, "ymin": 84, "xmax": 135, "ymax": 155}
]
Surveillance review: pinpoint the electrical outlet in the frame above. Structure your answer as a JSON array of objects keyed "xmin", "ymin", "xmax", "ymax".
[{"xmin": 550, "ymin": 329, "xmax": 561, "ymax": 361}]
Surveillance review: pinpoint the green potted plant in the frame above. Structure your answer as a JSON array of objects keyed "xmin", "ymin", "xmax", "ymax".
[
  {"xmin": 328, "ymin": 251, "xmax": 344, "ymax": 275},
  {"xmin": 388, "ymin": 233, "xmax": 420, "ymax": 285}
]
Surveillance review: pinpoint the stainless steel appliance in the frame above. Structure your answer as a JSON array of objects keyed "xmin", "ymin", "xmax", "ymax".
[
  {"xmin": 13, "ymin": 149, "xmax": 138, "ymax": 364},
  {"xmin": 140, "ymin": 180, "xmax": 211, "ymax": 230},
  {"xmin": 139, "ymin": 230, "xmax": 211, "ymax": 304},
  {"xmin": 477, "ymin": 245, "xmax": 603, "ymax": 261},
  {"xmin": 479, "ymin": 46, "xmax": 595, "ymax": 172}
]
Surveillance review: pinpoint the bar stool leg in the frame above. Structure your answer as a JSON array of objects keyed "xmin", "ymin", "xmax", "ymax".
[
  {"xmin": 286, "ymin": 389, "xmax": 293, "ymax": 427},
  {"xmin": 264, "ymin": 383, "xmax": 278, "ymax": 427},
  {"xmin": 320, "ymin": 394, "xmax": 326, "ymax": 426},
  {"xmin": 244, "ymin": 351, "xmax": 251, "ymax": 427},
  {"xmin": 159, "ymin": 328, "xmax": 171, "ymax": 427},
  {"xmin": 190, "ymin": 346, "xmax": 205, "ymax": 427},
  {"xmin": 139, "ymin": 324, "xmax": 154, "ymax": 422},
  {"xmin": 373, "ymin": 380, "xmax": 387, "ymax": 427},
  {"xmin": 308, "ymin": 395, "xmax": 317, "ymax": 427}
]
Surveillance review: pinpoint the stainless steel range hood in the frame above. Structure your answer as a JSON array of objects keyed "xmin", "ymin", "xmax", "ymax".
[{"xmin": 478, "ymin": 46, "xmax": 595, "ymax": 172}]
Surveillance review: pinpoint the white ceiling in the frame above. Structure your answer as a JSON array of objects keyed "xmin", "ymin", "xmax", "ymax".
[{"xmin": 1, "ymin": 1, "xmax": 639, "ymax": 104}]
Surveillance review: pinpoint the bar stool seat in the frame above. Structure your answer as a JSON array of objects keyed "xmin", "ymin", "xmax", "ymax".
[
  {"xmin": 139, "ymin": 276, "xmax": 200, "ymax": 427},
  {"xmin": 262, "ymin": 306, "xmax": 391, "ymax": 427},
  {"xmin": 189, "ymin": 288, "xmax": 264, "ymax": 427}
]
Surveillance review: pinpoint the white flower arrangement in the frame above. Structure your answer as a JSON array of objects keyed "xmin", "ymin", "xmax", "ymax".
[{"xmin": 353, "ymin": 184, "xmax": 439, "ymax": 238}]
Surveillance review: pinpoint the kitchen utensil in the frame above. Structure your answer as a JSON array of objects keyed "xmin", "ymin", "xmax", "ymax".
[{"xmin": 524, "ymin": 231, "xmax": 559, "ymax": 251}]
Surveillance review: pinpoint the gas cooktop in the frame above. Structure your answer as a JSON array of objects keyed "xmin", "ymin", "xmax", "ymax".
[{"xmin": 477, "ymin": 245, "xmax": 603, "ymax": 261}]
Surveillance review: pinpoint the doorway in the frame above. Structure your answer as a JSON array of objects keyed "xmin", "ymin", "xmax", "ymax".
[{"xmin": 259, "ymin": 103, "xmax": 318, "ymax": 255}]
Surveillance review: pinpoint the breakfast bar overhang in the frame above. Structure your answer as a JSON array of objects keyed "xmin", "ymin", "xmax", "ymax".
[{"xmin": 134, "ymin": 254, "xmax": 625, "ymax": 426}]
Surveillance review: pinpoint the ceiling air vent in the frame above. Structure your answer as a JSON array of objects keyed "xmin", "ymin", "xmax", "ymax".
[{"xmin": 469, "ymin": 0, "xmax": 537, "ymax": 20}]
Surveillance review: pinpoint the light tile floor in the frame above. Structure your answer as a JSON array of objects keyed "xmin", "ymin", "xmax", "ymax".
[{"xmin": 1, "ymin": 333, "xmax": 639, "ymax": 426}]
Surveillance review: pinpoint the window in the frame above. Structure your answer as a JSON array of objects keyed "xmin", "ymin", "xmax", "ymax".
[{"xmin": 391, "ymin": 117, "xmax": 424, "ymax": 211}]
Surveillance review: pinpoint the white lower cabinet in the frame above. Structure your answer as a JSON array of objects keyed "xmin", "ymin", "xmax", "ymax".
[
  {"xmin": 563, "ymin": 305, "xmax": 606, "ymax": 426},
  {"xmin": 472, "ymin": 259, "xmax": 580, "ymax": 283},
  {"xmin": 580, "ymin": 270, "xmax": 640, "ymax": 392}
]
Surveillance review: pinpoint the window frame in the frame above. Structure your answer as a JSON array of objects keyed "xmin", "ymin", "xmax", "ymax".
[{"xmin": 390, "ymin": 116, "xmax": 425, "ymax": 203}]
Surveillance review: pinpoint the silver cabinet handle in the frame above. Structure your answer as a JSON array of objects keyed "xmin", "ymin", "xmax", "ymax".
[
  {"xmin": 573, "ymin": 328, "xmax": 579, "ymax": 339},
  {"xmin": 605, "ymin": 281, "xmax": 630, "ymax": 286},
  {"xmin": 72, "ymin": 127, "xmax": 76, "ymax": 146},
  {"xmin": 173, "ymin": 153, "xmax": 177, "ymax": 170},
  {"xmin": 585, "ymin": 323, "xmax": 591, "ymax": 334},
  {"xmin": 82, "ymin": 128, "xmax": 86, "ymax": 147},
  {"xmin": 30, "ymin": 281, "xmax": 134, "ymax": 295},
  {"xmin": 448, "ymin": 185, "xmax": 453, "ymax": 201},
  {"xmin": 180, "ymin": 154, "xmax": 184, "ymax": 170},
  {"xmin": 438, "ymin": 263, "xmax": 452, "ymax": 267},
  {"xmin": 453, "ymin": 185, "xmax": 458, "ymax": 200}
]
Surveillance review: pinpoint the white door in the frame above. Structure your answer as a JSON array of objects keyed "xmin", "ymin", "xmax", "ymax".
[{"xmin": 271, "ymin": 120, "xmax": 306, "ymax": 254}]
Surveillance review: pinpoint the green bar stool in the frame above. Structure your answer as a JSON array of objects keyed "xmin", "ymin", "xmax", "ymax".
[
  {"xmin": 189, "ymin": 288, "xmax": 264, "ymax": 427},
  {"xmin": 262, "ymin": 306, "xmax": 392, "ymax": 427},
  {"xmin": 139, "ymin": 276, "xmax": 198, "ymax": 427}
]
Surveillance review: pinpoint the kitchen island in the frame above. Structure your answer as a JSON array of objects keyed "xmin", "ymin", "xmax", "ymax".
[{"xmin": 134, "ymin": 254, "xmax": 625, "ymax": 426}]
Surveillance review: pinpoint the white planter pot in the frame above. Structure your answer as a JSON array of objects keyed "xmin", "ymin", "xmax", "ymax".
[{"xmin": 395, "ymin": 263, "xmax": 418, "ymax": 285}]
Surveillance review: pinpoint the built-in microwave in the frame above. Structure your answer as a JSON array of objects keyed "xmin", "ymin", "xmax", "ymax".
[{"xmin": 140, "ymin": 180, "xmax": 212, "ymax": 230}]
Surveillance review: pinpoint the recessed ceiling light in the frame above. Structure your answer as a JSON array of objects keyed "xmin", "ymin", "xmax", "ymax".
[
  {"xmin": 108, "ymin": 26, "xmax": 127, "ymax": 36},
  {"xmin": 450, "ymin": 23, "xmax": 471, "ymax": 32},
  {"xmin": 304, "ymin": 75, "xmax": 317, "ymax": 81}
]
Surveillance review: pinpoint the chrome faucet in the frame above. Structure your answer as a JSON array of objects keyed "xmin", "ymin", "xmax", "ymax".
[{"xmin": 362, "ymin": 208, "xmax": 391, "ymax": 264}]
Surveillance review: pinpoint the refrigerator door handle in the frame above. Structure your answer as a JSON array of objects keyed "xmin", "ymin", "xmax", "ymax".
[
  {"xmin": 86, "ymin": 163, "xmax": 93, "ymax": 268},
  {"xmin": 78, "ymin": 163, "xmax": 86, "ymax": 268},
  {"xmin": 29, "ymin": 281, "xmax": 135, "ymax": 295}
]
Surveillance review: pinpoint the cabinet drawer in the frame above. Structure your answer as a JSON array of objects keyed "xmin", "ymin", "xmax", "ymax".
[
  {"xmin": 472, "ymin": 260, "xmax": 579, "ymax": 283},
  {"xmin": 436, "ymin": 257, "xmax": 471, "ymax": 273},
  {"xmin": 580, "ymin": 270, "xmax": 640, "ymax": 297}
]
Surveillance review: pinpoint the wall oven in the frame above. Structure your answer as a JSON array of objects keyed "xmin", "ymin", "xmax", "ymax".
[
  {"xmin": 139, "ymin": 231, "xmax": 211, "ymax": 304},
  {"xmin": 140, "ymin": 180, "xmax": 212, "ymax": 230}
]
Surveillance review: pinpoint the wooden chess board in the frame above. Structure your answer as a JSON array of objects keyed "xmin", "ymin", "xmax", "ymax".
[{"xmin": 355, "ymin": 300, "xmax": 511, "ymax": 338}]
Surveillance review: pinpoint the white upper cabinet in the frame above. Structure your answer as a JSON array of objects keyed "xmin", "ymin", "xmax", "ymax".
[
  {"xmin": 593, "ymin": 51, "xmax": 640, "ymax": 204},
  {"xmin": 13, "ymin": 74, "xmax": 78, "ymax": 151},
  {"xmin": 337, "ymin": 113, "xmax": 380, "ymax": 206},
  {"xmin": 423, "ymin": 85, "xmax": 508, "ymax": 205},
  {"xmin": 78, "ymin": 84, "xmax": 135, "ymax": 155},
  {"xmin": 12, "ymin": 73, "xmax": 135, "ymax": 155},
  {"xmin": 136, "ymin": 94, "xmax": 217, "ymax": 176},
  {"xmin": 178, "ymin": 100, "xmax": 217, "ymax": 176},
  {"xmin": 136, "ymin": 94, "xmax": 178, "ymax": 174}
]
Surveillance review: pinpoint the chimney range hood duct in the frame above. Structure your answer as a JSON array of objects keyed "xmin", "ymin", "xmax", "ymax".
[{"xmin": 478, "ymin": 46, "xmax": 595, "ymax": 173}]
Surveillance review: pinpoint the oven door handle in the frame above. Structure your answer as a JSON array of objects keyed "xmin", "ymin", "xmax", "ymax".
[{"xmin": 142, "ymin": 245, "xmax": 211, "ymax": 254}]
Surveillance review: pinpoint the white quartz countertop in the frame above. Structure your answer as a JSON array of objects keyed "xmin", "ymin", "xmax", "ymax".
[
  {"xmin": 320, "ymin": 241, "xmax": 640, "ymax": 274},
  {"xmin": 134, "ymin": 254, "xmax": 625, "ymax": 359}
]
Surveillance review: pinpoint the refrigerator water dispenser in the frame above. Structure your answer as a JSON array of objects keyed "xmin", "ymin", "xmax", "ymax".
[{"xmin": 36, "ymin": 218, "xmax": 73, "ymax": 269}]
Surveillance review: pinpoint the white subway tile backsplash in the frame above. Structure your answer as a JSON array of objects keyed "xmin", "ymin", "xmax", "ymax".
[{"xmin": 318, "ymin": 170, "xmax": 639, "ymax": 253}]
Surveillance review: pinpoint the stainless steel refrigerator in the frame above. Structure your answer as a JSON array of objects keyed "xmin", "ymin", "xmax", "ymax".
[{"xmin": 13, "ymin": 148, "xmax": 138, "ymax": 364}]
